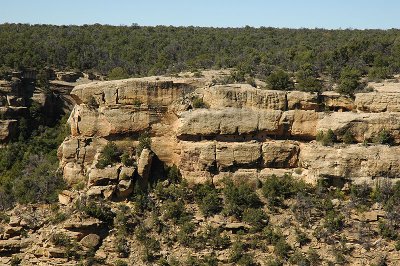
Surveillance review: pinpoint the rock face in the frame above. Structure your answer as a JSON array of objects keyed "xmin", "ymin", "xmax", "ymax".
[{"xmin": 58, "ymin": 76, "xmax": 400, "ymax": 197}]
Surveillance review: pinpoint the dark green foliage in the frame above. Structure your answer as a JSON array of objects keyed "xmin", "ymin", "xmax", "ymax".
[
  {"xmin": 177, "ymin": 221, "xmax": 195, "ymax": 247},
  {"xmin": 350, "ymin": 182, "xmax": 372, "ymax": 207},
  {"xmin": 274, "ymin": 238, "xmax": 292, "ymax": 259},
  {"xmin": 165, "ymin": 164, "xmax": 182, "ymax": 183},
  {"xmin": 324, "ymin": 210, "xmax": 345, "ymax": 233},
  {"xmin": 229, "ymin": 241, "xmax": 256, "ymax": 265},
  {"xmin": 336, "ymin": 67, "xmax": 362, "ymax": 95},
  {"xmin": 121, "ymin": 151, "xmax": 134, "ymax": 167},
  {"xmin": 266, "ymin": 70, "xmax": 293, "ymax": 90},
  {"xmin": 262, "ymin": 174, "xmax": 308, "ymax": 207},
  {"xmin": 50, "ymin": 232, "xmax": 71, "ymax": 247},
  {"xmin": 192, "ymin": 97, "xmax": 207, "ymax": 109},
  {"xmin": 242, "ymin": 208, "xmax": 269, "ymax": 232},
  {"xmin": 162, "ymin": 199, "xmax": 191, "ymax": 224},
  {"xmin": 296, "ymin": 64, "xmax": 322, "ymax": 92},
  {"xmin": 108, "ymin": 67, "xmax": 129, "ymax": 80},
  {"xmin": 378, "ymin": 221, "xmax": 398, "ymax": 240},
  {"xmin": 1, "ymin": 24, "xmax": 400, "ymax": 80},
  {"xmin": 77, "ymin": 199, "xmax": 115, "ymax": 224},
  {"xmin": 368, "ymin": 66, "xmax": 392, "ymax": 81},
  {"xmin": 136, "ymin": 132, "xmax": 152, "ymax": 156},
  {"xmin": 114, "ymin": 260, "xmax": 128, "ymax": 266},
  {"xmin": 0, "ymin": 115, "xmax": 69, "ymax": 210},
  {"xmin": 373, "ymin": 129, "xmax": 394, "ymax": 145},
  {"xmin": 223, "ymin": 179, "xmax": 262, "ymax": 218},
  {"xmin": 199, "ymin": 226, "xmax": 230, "ymax": 250},
  {"xmin": 316, "ymin": 129, "xmax": 335, "ymax": 146},
  {"xmin": 194, "ymin": 182, "xmax": 221, "ymax": 217},
  {"xmin": 96, "ymin": 142, "xmax": 121, "ymax": 169},
  {"xmin": 342, "ymin": 130, "xmax": 355, "ymax": 144}
]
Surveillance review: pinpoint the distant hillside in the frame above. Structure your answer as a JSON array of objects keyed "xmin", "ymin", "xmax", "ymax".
[{"xmin": 1, "ymin": 24, "xmax": 400, "ymax": 79}]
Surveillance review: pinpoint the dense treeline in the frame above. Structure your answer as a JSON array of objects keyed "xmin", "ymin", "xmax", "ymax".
[{"xmin": 1, "ymin": 23, "xmax": 400, "ymax": 80}]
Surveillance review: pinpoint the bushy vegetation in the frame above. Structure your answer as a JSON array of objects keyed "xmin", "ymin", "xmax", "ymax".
[
  {"xmin": 2, "ymin": 24, "xmax": 400, "ymax": 93},
  {"xmin": 0, "ymin": 114, "xmax": 69, "ymax": 210},
  {"xmin": 316, "ymin": 129, "xmax": 336, "ymax": 146},
  {"xmin": 96, "ymin": 142, "xmax": 122, "ymax": 168},
  {"xmin": 223, "ymin": 179, "xmax": 262, "ymax": 218}
]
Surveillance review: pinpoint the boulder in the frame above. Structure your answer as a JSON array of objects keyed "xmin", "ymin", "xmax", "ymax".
[
  {"xmin": 137, "ymin": 149, "xmax": 154, "ymax": 185},
  {"xmin": 0, "ymin": 120, "xmax": 17, "ymax": 142},
  {"xmin": 262, "ymin": 141, "xmax": 299, "ymax": 168},
  {"xmin": 116, "ymin": 179, "xmax": 134, "ymax": 199},
  {"xmin": 58, "ymin": 190, "xmax": 76, "ymax": 205},
  {"xmin": 88, "ymin": 166, "xmax": 120, "ymax": 186},
  {"xmin": 80, "ymin": 234, "xmax": 101, "ymax": 248}
]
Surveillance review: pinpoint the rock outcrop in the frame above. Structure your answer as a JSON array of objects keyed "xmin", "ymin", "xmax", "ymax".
[{"xmin": 58, "ymin": 75, "xmax": 400, "ymax": 198}]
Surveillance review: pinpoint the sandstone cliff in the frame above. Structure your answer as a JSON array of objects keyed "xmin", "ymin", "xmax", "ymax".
[{"xmin": 58, "ymin": 74, "xmax": 400, "ymax": 200}]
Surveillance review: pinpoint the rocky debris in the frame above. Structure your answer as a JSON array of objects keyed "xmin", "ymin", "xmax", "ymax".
[
  {"xmin": 351, "ymin": 210, "xmax": 386, "ymax": 222},
  {"xmin": 58, "ymin": 190, "xmax": 77, "ymax": 205}
]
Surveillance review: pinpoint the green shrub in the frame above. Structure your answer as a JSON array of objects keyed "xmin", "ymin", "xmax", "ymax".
[
  {"xmin": 198, "ymin": 225, "xmax": 230, "ymax": 250},
  {"xmin": 162, "ymin": 199, "xmax": 191, "ymax": 224},
  {"xmin": 336, "ymin": 67, "xmax": 361, "ymax": 95},
  {"xmin": 77, "ymin": 199, "xmax": 115, "ymax": 224},
  {"xmin": 223, "ymin": 179, "xmax": 262, "ymax": 218},
  {"xmin": 242, "ymin": 208, "xmax": 269, "ymax": 232},
  {"xmin": 274, "ymin": 239, "xmax": 291, "ymax": 259},
  {"xmin": 267, "ymin": 70, "xmax": 293, "ymax": 90},
  {"xmin": 316, "ymin": 129, "xmax": 335, "ymax": 146},
  {"xmin": 177, "ymin": 221, "xmax": 195, "ymax": 247},
  {"xmin": 378, "ymin": 221, "xmax": 398, "ymax": 240},
  {"xmin": 192, "ymin": 97, "xmax": 207, "ymax": 108},
  {"xmin": 350, "ymin": 182, "xmax": 372, "ymax": 207},
  {"xmin": 368, "ymin": 66, "xmax": 392, "ymax": 81},
  {"xmin": 262, "ymin": 174, "xmax": 308, "ymax": 207},
  {"xmin": 50, "ymin": 232, "xmax": 71, "ymax": 247},
  {"xmin": 373, "ymin": 129, "xmax": 394, "ymax": 145},
  {"xmin": 295, "ymin": 229, "xmax": 311, "ymax": 246},
  {"xmin": 194, "ymin": 182, "xmax": 221, "ymax": 217},
  {"xmin": 246, "ymin": 77, "xmax": 256, "ymax": 87},
  {"xmin": 96, "ymin": 142, "xmax": 121, "ymax": 169},
  {"xmin": 324, "ymin": 210, "xmax": 345, "ymax": 233},
  {"xmin": 136, "ymin": 132, "xmax": 152, "ymax": 157},
  {"xmin": 114, "ymin": 260, "xmax": 128, "ymax": 266},
  {"xmin": 342, "ymin": 130, "xmax": 355, "ymax": 144},
  {"xmin": 108, "ymin": 67, "xmax": 129, "ymax": 80},
  {"xmin": 165, "ymin": 164, "xmax": 181, "ymax": 183},
  {"xmin": 121, "ymin": 151, "xmax": 134, "ymax": 167}
]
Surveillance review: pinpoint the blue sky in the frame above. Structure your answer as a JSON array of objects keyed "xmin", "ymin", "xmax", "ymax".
[{"xmin": 1, "ymin": 0, "xmax": 399, "ymax": 29}]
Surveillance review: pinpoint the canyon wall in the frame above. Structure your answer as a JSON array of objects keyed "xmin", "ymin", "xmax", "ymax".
[{"xmin": 57, "ymin": 77, "xmax": 400, "ymax": 200}]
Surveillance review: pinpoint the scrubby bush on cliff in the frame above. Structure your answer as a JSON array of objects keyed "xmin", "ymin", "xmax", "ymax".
[
  {"xmin": 296, "ymin": 64, "xmax": 322, "ymax": 92},
  {"xmin": 242, "ymin": 208, "xmax": 269, "ymax": 232},
  {"xmin": 266, "ymin": 70, "xmax": 293, "ymax": 90},
  {"xmin": 368, "ymin": 66, "xmax": 392, "ymax": 81},
  {"xmin": 194, "ymin": 182, "xmax": 222, "ymax": 217},
  {"xmin": 373, "ymin": 129, "xmax": 394, "ymax": 145},
  {"xmin": 342, "ymin": 130, "xmax": 355, "ymax": 144},
  {"xmin": 262, "ymin": 174, "xmax": 308, "ymax": 208},
  {"xmin": 316, "ymin": 129, "xmax": 335, "ymax": 146},
  {"xmin": 96, "ymin": 142, "xmax": 122, "ymax": 168},
  {"xmin": 136, "ymin": 132, "xmax": 152, "ymax": 157},
  {"xmin": 108, "ymin": 67, "xmax": 129, "ymax": 80},
  {"xmin": 192, "ymin": 97, "xmax": 207, "ymax": 108},
  {"xmin": 223, "ymin": 179, "xmax": 262, "ymax": 218},
  {"xmin": 336, "ymin": 67, "xmax": 362, "ymax": 95}
]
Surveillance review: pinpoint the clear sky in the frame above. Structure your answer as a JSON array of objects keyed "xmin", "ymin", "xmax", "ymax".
[{"xmin": 1, "ymin": 0, "xmax": 399, "ymax": 29}]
